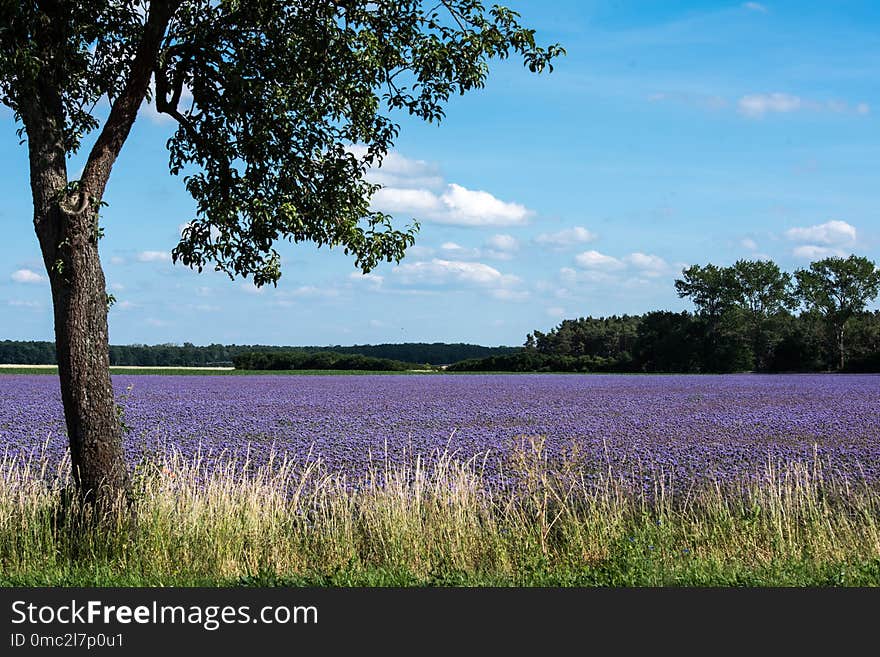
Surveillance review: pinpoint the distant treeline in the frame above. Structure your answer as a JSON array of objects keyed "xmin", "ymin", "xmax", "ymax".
[
  {"xmin": 452, "ymin": 255, "xmax": 880, "ymax": 373},
  {"xmin": 232, "ymin": 351, "xmax": 423, "ymax": 371},
  {"xmin": 0, "ymin": 341, "xmax": 517, "ymax": 367},
  {"xmin": 448, "ymin": 311, "xmax": 880, "ymax": 373},
  {"xmin": 6, "ymin": 256, "xmax": 877, "ymax": 374}
]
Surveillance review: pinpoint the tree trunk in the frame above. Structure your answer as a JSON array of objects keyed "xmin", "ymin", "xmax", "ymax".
[
  {"xmin": 838, "ymin": 326, "xmax": 846, "ymax": 372},
  {"xmin": 27, "ymin": 106, "xmax": 129, "ymax": 506},
  {"xmin": 48, "ymin": 207, "xmax": 129, "ymax": 503},
  {"xmin": 34, "ymin": 206, "xmax": 130, "ymax": 504}
]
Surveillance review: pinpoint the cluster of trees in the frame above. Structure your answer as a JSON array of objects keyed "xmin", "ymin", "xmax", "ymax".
[
  {"xmin": 0, "ymin": 340, "xmax": 57, "ymax": 365},
  {"xmin": 447, "ymin": 351, "xmax": 609, "ymax": 373},
  {"xmin": 232, "ymin": 351, "xmax": 423, "ymax": 371},
  {"xmin": 461, "ymin": 255, "xmax": 880, "ymax": 373},
  {"xmin": 0, "ymin": 341, "xmax": 516, "ymax": 367},
  {"xmin": 672, "ymin": 255, "xmax": 879, "ymax": 372},
  {"xmin": 326, "ymin": 343, "xmax": 519, "ymax": 364}
]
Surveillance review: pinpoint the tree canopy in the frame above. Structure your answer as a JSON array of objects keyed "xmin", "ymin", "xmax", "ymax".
[
  {"xmin": 674, "ymin": 263, "xmax": 736, "ymax": 320},
  {"xmin": 1, "ymin": 0, "xmax": 563, "ymax": 285},
  {"xmin": 795, "ymin": 256, "xmax": 880, "ymax": 325},
  {"xmin": 795, "ymin": 255, "xmax": 880, "ymax": 369}
]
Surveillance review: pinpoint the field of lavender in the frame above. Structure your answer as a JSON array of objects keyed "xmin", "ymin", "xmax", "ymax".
[
  {"xmin": 2, "ymin": 372, "xmax": 880, "ymax": 586},
  {"xmin": 4, "ymin": 373, "xmax": 880, "ymax": 487}
]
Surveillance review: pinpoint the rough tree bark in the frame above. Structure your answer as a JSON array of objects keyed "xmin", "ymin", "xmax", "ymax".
[
  {"xmin": 23, "ymin": 81, "xmax": 128, "ymax": 504},
  {"xmin": 45, "ymin": 203, "xmax": 130, "ymax": 502}
]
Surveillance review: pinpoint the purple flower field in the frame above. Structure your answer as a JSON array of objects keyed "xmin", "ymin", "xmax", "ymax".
[{"xmin": 2, "ymin": 373, "xmax": 879, "ymax": 488}]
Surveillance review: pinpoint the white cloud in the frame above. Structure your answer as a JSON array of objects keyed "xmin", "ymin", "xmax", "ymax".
[
  {"xmin": 371, "ymin": 187, "xmax": 441, "ymax": 214},
  {"xmin": 742, "ymin": 2, "xmax": 767, "ymax": 12},
  {"xmin": 116, "ymin": 300, "xmax": 138, "ymax": 310},
  {"xmin": 786, "ymin": 219, "xmax": 857, "ymax": 260},
  {"xmin": 110, "ymin": 256, "xmax": 126, "ymax": 266},
  {"xmin": 535, "ymin": 226, "xmax": 597, "ymax": 248},
  {"xmin": 741, "ymin": 238, "xmax": 758, "ymax": 251},
  {"xmin": 372, "ymin": 183, "xmax": 531, "ymax": 227},
  {"xmin": 567, "ymin": 251, "xmax": 672, "ymax": 282},
  {"xmin": 574, "ymin": 250, "xmax": 625, "ymax": 270},
  {"xmin": 786, "ymin": 220, "xmax": 857, "ymax": 245},
  {"xmin": 738, "ymin": 94, "xmax": 870, "ymax": 119},
  {"xmin": 485, "ymin": 234, "xmax": 519, "ymax": 252},
  {"xmin": 394, "ymin": 259, "xmax": 519, "ymax": 287},
  {"xmin": 11, "ymin": 269, "xmax": 45, "ymax": 284},
  {"xmin": 110, "ymin": 282, "xmax": 125, "ymax": 292},
  {"xmin": 146, "ymin": 318, "xmax": 168, "ymax": 327},
  {"xmin": 439, "ymin": 184, "xmax": 531, "ymax": 226},
  {"xmin": 428, "ymin": 236, "xmax": 522, "ymax": 263},
  {"xmin": 484, "ymin": 234, "xmax": 519, "ymax": 261},
  {"xmin": 792, "ymin": 245, "xmax": 847, "ymax": 260},
  {"xmin": 439, "ymin": 242, "xmax": 481, "ymax": 260},
  {"xmin": 738, "ymin": 93, "xmax": 802, "ymax": 118},
  {"xmin": 545, "ymin": 306, "xmax": 566, "ymax": 318},
  {"xmin": 137, "ymin": 250, "xmax": 170, "ymax": 263},
  {"xmin": 8, "ymin": 300, "xmax": 42, "ymax": 308},
  {"xmin": 625, "ymin": 252, "xmax": 668, "ymax": 276},
  {"xmin": 356, "ymin": 147, "xmax": 533, "ymax": 227}
]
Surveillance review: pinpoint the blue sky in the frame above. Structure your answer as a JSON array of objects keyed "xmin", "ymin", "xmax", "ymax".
[{"xmin": 2, "ymin": 0, "xmax": 878, "ymax": 347}]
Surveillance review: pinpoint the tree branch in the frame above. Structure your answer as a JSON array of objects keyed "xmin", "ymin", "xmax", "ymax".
[
  {"xmin": 79, "ymin": 0, "xmax": 180, "ymax": 201},
  {"xmin": 154, "ymin": 63, "xmax": 198, "ymax": 141}
]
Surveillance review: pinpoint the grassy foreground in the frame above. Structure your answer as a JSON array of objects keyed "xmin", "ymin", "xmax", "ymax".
[{"xmin": 1, "ymin": 441, "xmax": 879, "ymax": 587}]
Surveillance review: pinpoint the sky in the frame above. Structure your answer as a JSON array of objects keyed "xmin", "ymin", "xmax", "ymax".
[{"xmin": 2, "ymin": 0, "xmax": 878, "ymax": 347}]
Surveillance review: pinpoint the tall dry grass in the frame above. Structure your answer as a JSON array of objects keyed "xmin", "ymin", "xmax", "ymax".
[{"xmin": 1, "ymin": 437, "xmax": 878, "ymax": 585}]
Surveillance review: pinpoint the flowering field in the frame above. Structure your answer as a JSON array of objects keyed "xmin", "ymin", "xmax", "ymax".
[
  {"xmin": 3, "ymin": 372, "xmax": 880, "ymax": 586},
  {"xmin": 2, "ymin": 373, "xmax": 879, "ymax": 489}
]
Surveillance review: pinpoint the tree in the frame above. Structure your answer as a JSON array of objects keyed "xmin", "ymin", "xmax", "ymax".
[
  {"xmin": 674, "ymin": 264, "xmax": 736, "ymax": 320},
  {"xmin": 634, "ymin": 310, "xmax": 699, "ymax": 373},
  {"xmin": 674, "ymin": 263, "xmax": 739, "ymax": 370},
  {"xmin": 729, "ymin": 259, "xmax": 795, "ymax": 370},
  {"xmin": 1, "ymin": 1, "xmax": 562, "ymax": 504},
  {"xmin": 795, "ymin": 255, "xmax": 880, "ymax": 370}
]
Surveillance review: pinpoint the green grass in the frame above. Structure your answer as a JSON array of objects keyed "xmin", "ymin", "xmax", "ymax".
[{"xmin": 1, "ymin": 439, "xmax": 879, "ymax": 587}]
